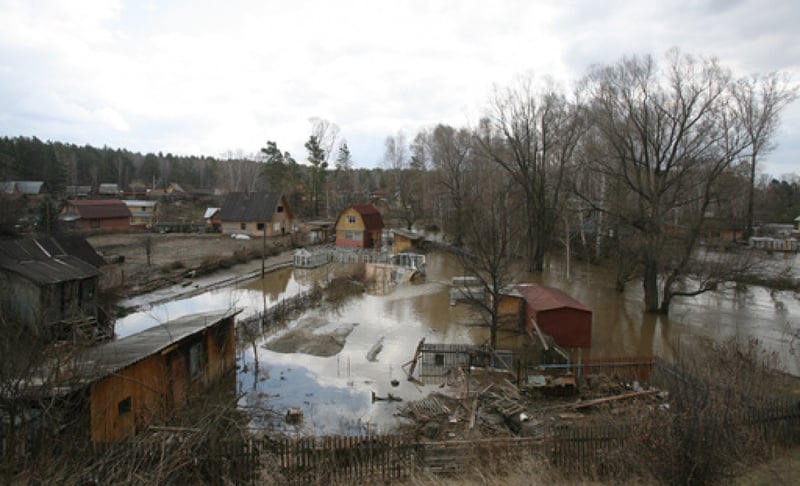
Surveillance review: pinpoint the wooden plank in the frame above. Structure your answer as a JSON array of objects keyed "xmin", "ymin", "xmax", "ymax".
[{"xmin": 571, "ymin": 389, "xmax": 658, "ymax": 409}]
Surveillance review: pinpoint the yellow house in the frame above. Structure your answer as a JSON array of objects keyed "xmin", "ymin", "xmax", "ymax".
[
  {"xmin": 123, "ymin": 200, "xmax": 158, "ymax": 229},
  {"xmin": 335, "ymin": 204, "xmax": 384, "ymax": 249}
]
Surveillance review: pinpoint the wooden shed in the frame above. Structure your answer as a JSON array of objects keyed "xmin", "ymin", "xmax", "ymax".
[
  {"xmin": 391, "ymin": 228, "xmax": 425, "ymax": 254},
  {"xmin": 73, "ymin": 309, "xmax": 240, "ymax": 443},
  {"xmin": 516, "ymin": 284, "xmax": 592, "ymax": 349}
]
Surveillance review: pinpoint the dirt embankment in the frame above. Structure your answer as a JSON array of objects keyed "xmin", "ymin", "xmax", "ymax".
[{"xmin": 87, "ymin": 232, "xmax": 292, "ymax": 298}]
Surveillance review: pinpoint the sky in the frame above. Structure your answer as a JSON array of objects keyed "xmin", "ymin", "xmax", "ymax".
[{"xmin": 0, "ymin": 0, "xmax": 798, "ymax": 176}]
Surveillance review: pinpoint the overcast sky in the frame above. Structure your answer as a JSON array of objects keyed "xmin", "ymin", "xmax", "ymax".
[{"xmin": 1, "ymin": 0, "xmax": 798, "ymax": 176}]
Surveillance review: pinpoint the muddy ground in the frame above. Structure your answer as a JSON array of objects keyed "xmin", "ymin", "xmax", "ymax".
[{"xmin": 88, "ymin": 231, "xmax": 292, "ymax": 298}]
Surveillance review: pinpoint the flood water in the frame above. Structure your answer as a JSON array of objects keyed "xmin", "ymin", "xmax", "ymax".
[{"xmin": 116, "ymin": 250, "xmax": 800, "ymax": 435}]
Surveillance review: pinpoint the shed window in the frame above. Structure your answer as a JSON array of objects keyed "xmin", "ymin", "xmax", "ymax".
[
  {"xmin": 189, "ymin": 342, "xmax": 206, "ymax": 380},
  {"xmin": 435, "ymin": 354, "xmax": 445, "ymax": 366},
  {"xmin": 257, "ymin": 223, "xmax": 265, "ymax": 231},
  {"xmin": 240, "ymin": 222, "xmax": 246, "ymax": 230},
  {"xmin": 118, "ymin": 396, "xmax": 132, "ymax": 416}
]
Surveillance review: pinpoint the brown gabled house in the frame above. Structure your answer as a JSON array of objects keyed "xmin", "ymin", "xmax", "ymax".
[
  {"xmin": 60, "ymin": 199, "xmax": 132, "ymax": 230},
  {"xmin": 335, "ymin": 204, "xmax": 384, "ymax": 249},
  {"xmin": 0, "ymin": 236, "xmax": 105, "ymax": 341},
  {"xmin": 218, "ymin": 192, "xmax": 293, "ymax": 237}
]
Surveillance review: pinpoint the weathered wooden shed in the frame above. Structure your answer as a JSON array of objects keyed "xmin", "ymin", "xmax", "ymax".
[
  {"xmin": 0, "ymin": 236, "xmax": 103, "ymax": 340},
  {"xmin": 73, "ymin": 309, "xmax": 240, "ymax": 443},
  {"xmin": 391, "ymin": 229, "xmax": 425, "ymax": 254},
  {"xmin": 516, "ymin": 284, "xmax": 592, "ymax": 349}
]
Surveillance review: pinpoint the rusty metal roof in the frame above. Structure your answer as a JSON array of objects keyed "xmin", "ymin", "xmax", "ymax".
[
  {"xmin": 65, "ymin": 199, "xmax": 132, "ymax": 220},
  {"xmin": 351, "ymin": 204, "xmax": 384, "ymax": 231},
  {"xmin": 0, "ymin": 237, "xmax": 102, "ymax": 284},
  {"xmin": 73, "ymin": 309, "xmax": 241, "ymax": 384},
  {"xmin": 516, "ymin": 284, "xmax": 591, "ymax": 313}
]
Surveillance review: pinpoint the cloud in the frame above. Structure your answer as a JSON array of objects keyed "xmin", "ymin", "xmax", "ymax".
[{"xmin": 0, "ymin": 0, "xmax": 796, "ymax": 174}]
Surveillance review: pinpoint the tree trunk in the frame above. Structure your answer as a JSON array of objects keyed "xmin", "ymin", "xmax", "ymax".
[{"xmin": 643, "ymin": 257, "xmax": 660, "ymax": 313}]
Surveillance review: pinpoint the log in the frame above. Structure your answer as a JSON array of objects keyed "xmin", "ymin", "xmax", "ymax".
[{"xmin": 571, "ymin": 389, "xmax": 659, "ymax": 409}]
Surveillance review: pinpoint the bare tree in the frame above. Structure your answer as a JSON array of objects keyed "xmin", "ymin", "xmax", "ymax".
[
  {"xmin": 427, "ymin": 124, "xmax": 473, "ymax": 245},
  {"xmin": 309, "ymin": 117, "xmax": 341, "ymax": 165},
  {"xmin": 476, "ymin": 76, "xmax": 586, "ymax": 272},
  {"xmin": 456, "ymin": 160, "xmax": 523, "ymax": 350},
  {"xmin": 731, "ymin": 72, "xmax": 799, "ymax": 239},
  {"xmin": 581, "ymin": 50, "xmax": 752, "ymax": 313},
  {"xmin": 383, "ymin": 132, "xmax": 422, "ymax": 229}
]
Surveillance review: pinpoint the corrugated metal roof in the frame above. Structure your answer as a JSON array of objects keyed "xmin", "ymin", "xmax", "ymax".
[
  {"xmin": 218, "ymin": 192, "xmax": 283, "ymax": 222},
  {"xmin": 15, "ymin": 181, "xmax": 45, "ymax": 194},
  {"xmin": 122, "ymin": 200, "xmax": 157, "ymax": 208},
  {"xmin": 73, "ymin": 309, "xmax": 241, "ymax": 384},
  {"xmin": 351, "ymin": 204, "xmax": 384, "ymax": 231},
  {"xmin": 65, "ymin": 199, "xmax": 132, "ymax": 220},
  {"xmin": 0, "ymin": 237, "xmax": 103, "ymax": 284},
  {"xmin": 516, "ymin": 284, "xmax": 591, "ymax": 312}
]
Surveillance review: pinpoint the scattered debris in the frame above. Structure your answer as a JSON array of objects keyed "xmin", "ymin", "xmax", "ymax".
[
  {"xmin": 371, "ymin": 391, "xmax": 402, "ymax": 403},
  {"xmin": 366, "ymin": 336, "xmax": 385, "ymax": 362}
]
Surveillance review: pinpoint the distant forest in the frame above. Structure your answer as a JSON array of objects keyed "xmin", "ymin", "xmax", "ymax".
[{"xmin": 0, "ymin": 136, "xmax": 396, "ymax": 219}]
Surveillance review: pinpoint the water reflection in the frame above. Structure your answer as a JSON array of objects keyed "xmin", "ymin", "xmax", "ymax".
[{"xmin": 115, "ymin": 249, "xmax": 800, "ymax": 434}]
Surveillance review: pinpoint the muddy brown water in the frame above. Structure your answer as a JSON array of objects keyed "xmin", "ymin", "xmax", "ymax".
[{"xmin": 115, "ymin": 250, "xmax": 800, "ymax": 435}]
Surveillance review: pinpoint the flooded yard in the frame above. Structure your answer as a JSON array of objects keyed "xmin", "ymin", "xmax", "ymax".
[{"xmin": 114, "ymin": 250, "xmax": 800, "ymax": 435}]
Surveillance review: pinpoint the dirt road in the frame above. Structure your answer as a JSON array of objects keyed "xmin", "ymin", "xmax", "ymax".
[{"xmin": 87, "ymin": 232, "xmax": 293, "ymax": 298}]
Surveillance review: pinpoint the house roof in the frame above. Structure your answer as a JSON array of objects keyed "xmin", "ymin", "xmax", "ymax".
[
  {"xmin": 73, "ymin": 309, "xmax": 241, "ymax": 385},
  {"xmin": 65, "ymin": 199, "xmax": 132, "ymax": 220},
  {"xmin": 0, "ymin": 237, "xmax": 103, "ymax": 284},
  {"xmin": 1, "ymin": 181, "xmax": 46, "ymax": 195},
  {"xmin": 97, "ymin": 183, "xmax": 120, "ymax": 195},
  {"xmin": 218, "ymin": 192, "xmax": 284, "ymax": 222},
  {"xmin": 15, "ymin": 181, "xmax": 46, "ymax": 194},
  {"xmin": 122, "ymin": 200, "xmax": 157, "ymax": 208},
  {"xmin": 351, "ymin": 204, "xmax": 384, "ymax": 231},
  {"xmin": 204, "ymin": 207, "xmax": 220, "ymax": 219},
  {"xmin": 516, "ymin": 284, "xmax": 591, "ymax": 313},
  {"xmin": 392, "ymin": 228, "xmax": 424, "ymax": 241}
]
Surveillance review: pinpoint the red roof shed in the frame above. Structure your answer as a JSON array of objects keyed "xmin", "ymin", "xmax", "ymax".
[{"xmin": 517, "ymin": 284, "xmax": 592, "ymax": 348}]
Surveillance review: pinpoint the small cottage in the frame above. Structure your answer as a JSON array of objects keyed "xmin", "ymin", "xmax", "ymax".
[
  {"xmin": 60, "ymin": 199, "xmax": 133, "ymax": 230},
  {"xmin": 123, "ymin": 200, "xmax": 158, "ymax": 229},
  {"xmin": 516, "ymin": 284, "xmax": 592, "ymax": 349},
  {"xmin": 204, "ymin": 207, "xmax": 221, "ymax": 231},
  {"xmin": 335, "ymin": 204, "xmax": 384, "ymax": 249},
  {"xmin": 0, "ymin": 236, "xmax": 104, "ymax": 340},
  {"xmin": 73, "ymin": 309, "xmax": 240, "ymax": 443},
  {"xmin": 392, "ymin": 228, "xmax": 425, "ymax": 254},
  {"xmin": 218, "ymin": 192, "xmax": 293, "ymax": 237}
]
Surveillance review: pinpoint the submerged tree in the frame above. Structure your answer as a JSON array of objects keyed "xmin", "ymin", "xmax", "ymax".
[
  {"xmin": 581, "ymin": 50, "xmax": 753, "ymax": 314},
  {"xmin": 456, "ymin": 160, "xmax": 523, "ymax": 350},
  {"xmin": 476, "ymin": 76, "xmax": 586, "ymax": 272}
]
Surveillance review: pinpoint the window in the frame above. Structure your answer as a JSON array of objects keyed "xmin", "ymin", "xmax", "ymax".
[
  {"xmin": 118, "ymin": 396, "xmax": 132, "ymax": 416},
  {"xmin": 189, "ymin": 342, "xmax": 206, "ymax": 380},
  {"xmin": 240, "ymin": 222, "xmax": 246, "ymax": 230},
  {"xmin": 435, "ymin": 354, "xmax": 445, "ymax": 366},
  {"xmin": 346, "ymin": 215, "xmax": 356, "ymax": 224},
  {"xmin": 257, "ymin": 222, "xmax": 265, "ymax": 231},
  {"xmin": 277, "ymin": 206, "xmax": 284, "ymax": 213},
  {"xmin": 90, "ymin": 220, "xmax": 100, "ymax": 229}
]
